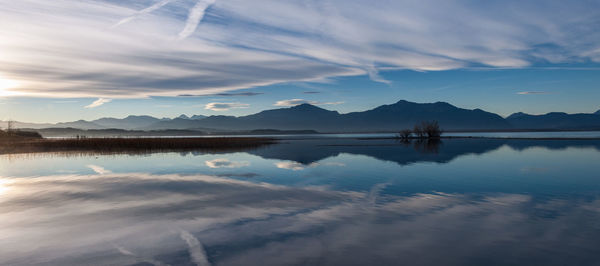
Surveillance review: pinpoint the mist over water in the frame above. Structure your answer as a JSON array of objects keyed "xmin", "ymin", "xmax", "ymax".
[{"xmin": 1, "ymin": 138, "xmax": 600, "ymax": 265}]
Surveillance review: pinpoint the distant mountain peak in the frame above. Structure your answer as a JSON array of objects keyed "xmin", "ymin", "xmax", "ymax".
[
  {"xmin": 433, "ymin": 101, "xmax": 452, "ymax": 106},
  {"xmin": 290, "ymin": 103, "xmax": 321, "ymax": 109},
  {"xmin": 191, "ymin": 115, "xmax": 206, "ymax": 120},
  {"xmin": 546, "ymin": 112, "xmax": 568, "ymax": 116},
  {"xmin": 507, "ymin": 112, "xmax": 529, "ymax": 119},
  {"xmin": 177, "ymin": 114, "xmax": 190, "ymax": 119},
  {"xmin": 125, "ymin": 115, "xmax": 153, "ymax": 119},
  {"xmin": 392, "ymin": 99, "xmax": 417, "ymax": 106},
  {"xmin": 595, "ymin": 109, "xmax": 600, "ymax": 115},
  {"xmin": 283, "ymin": 103, "xmax": 338, "ymax": 114}
]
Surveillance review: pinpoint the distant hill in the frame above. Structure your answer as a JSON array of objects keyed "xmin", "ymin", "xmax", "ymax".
[
  {"xmin": 54, "ymin": 120, "xmax": 106, "ymax": 130},
  {"xmin": 191, "ymin": 115, "xmax": 207, "ymax": 120},
  {"xmin": 506, "ymin": 112, "xmax": 600, "ymax": 130},
  {"xmin": 5, "ymin": 100, "xmax": 600, "ymax": 132},
  {"xmin": 93, "ymin": 115, "xmax": 160, "ymax": 130}
]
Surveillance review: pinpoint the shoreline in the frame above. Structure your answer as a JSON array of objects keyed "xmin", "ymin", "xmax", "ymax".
[
  {"xmin": 0, "ymin": 137, "xmax": 276, "ymax": 155},
  {"xmin": 355, "ymin": 136, "xmax": 600, "ymax": 141},
  {"xmin": 2, "ymin": 135, "xmax": 600, "ymax": 156}
]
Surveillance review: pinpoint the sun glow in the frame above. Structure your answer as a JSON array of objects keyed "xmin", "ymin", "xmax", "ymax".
[
  {"xmin": 0, "ymin": 179, "xmax": 11, "ymax": 196},
  {"xmin": 0, "ymin": 76, "xmax": 19, "ymax": 96}
]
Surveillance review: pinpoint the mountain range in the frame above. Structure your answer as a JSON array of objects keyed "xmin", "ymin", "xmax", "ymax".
[
  {"xmin": 506, "ymin": 111, "xmax": 600, "ymax": 130},
  {"xmin": 3, "ymin": 100, "xmax": 600, "ymax": 133}
]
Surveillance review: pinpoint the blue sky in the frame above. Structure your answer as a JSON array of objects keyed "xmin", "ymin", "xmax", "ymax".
[{"xmin": 1, "ymin": 0, "xmax": 599, "ymax": 123}]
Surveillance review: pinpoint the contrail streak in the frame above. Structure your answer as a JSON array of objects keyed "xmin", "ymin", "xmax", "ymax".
[
  {"xmin": 113, "ymin": 0, "xmax": 174, "ymax": 28},
  {"xmin": 114, "ymin": 244, "xmax": 170, "ymax": 266},
  {"xmin": 178, "ymin": 0, "xmax": 216, "ymax": 40},
  {"xmin": 180, "ymin": 230, "xmax": 211, "ymax": 266},
  {"xmin": 87, "ymin": 165, "xmax": 111, "ymax": 175}
]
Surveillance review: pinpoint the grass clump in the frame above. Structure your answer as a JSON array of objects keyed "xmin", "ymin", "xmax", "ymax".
[{"xmin": 0, "ymin": 137, "xmax": 275, "ymax": 155}]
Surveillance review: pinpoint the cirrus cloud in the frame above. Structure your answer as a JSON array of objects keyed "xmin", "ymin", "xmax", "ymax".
[
  {"xmin": 274, "ymin": 99, "xmax": 344, "ymax": 107},
  {"xmin": 1, "ymin": 0, "xmax": 599, "ymax": 98},
  {"xmin": 84, "ymin": 98, "xmax": 112, "ymax": 108},
  {"xmin": 275, "ymin": 161, "xmax": 320, "ymax": 171},
  {"xmin": 516, "ymin": 91, "xmax": 552, "ymax": 95},
  {"xmin": 205, "ymin": 102, "xmax": 249, "ymax": 111},
  {"xmin": 205, "ymin": 158, "xmax": 250, "ymax": 168}
]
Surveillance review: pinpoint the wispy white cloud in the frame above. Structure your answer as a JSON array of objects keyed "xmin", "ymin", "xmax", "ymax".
[
  {"xmin": 275, "ymin": 99, "xmax": 314, "ymax": 107},
  {"xmin": 179, "ymin": 230, "xmax": 211, "ymax": 266},
  {"xmin": 274, "ymin": 99, "xmax": 344, "ymax": 107},
  {"xmin": 87, "ymin": 165, "xmax": 112, "ymax": 175},
  {"xmin": 2, "ymin": 169, "xmax": 598, "ymax": 265},
  {"xmin": 113, "ymin": 0, "xmax": 174, "ymax": 28},
  {"xmin": 366, "ymin": 65, "xmax": 391, "ymax": 84},
  {"xmin": 113, "ymin": 244, "xmax": 169, "ymax": 266},
  {"xmin": 205, "ymin": 158, "xmax": 250, "ymax": 168},
  {"xmin": 178, "ymin": 0, "xmax": 217, "ymax": 40},
  {"xmin": 205, "ymin": 102, "xmax": 249, "ymax": 111},
  {"xmin": 321, "ymin": 101, "xmax": 345, "ymax": 106},
  {"xmin": 517, "ymin": 91, "xmax": 552, "ymax": 95},
  {"xmin": 1, "ymin": 0, "xmax": 599, "ymax": 98},
  {"xmin": 85, "ymin": 98, "xmax": 111, "ymax": 108},
  {"xmin": 114, "ymin": 245, "xmax": 135, "ymax": 256},
  {"xmin": 274, "ymin": 161, "xmax": 344, "ymax": 170},
  {"xmin": 275, "ymin": 161, "xmax": 319, "ymax": 171}
]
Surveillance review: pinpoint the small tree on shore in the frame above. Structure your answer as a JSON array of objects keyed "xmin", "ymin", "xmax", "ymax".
[
  {"xmin": 403, "ymin": 121, "xmax": 443, "ymax": 140},
  {"xmin": 413, "ymin": 124, "xmax": 425, "ymax": 139},
  {"xmin": 422, "ymin": 120, "xmax": 442, "ymax": 139},
  {"xmin": 398, "ymin": 129, "xmax": 412, "ymax": 141},
  {"xmin": 7, "ymin": 120, "xmax": 15, "ymax": 135}
]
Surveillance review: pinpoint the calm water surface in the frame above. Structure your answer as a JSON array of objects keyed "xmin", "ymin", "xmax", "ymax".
[
  {"xmin": 46, "ymin": 131, "xmax": 600, "ymax": 139},
  {"xmin": 1, "ymin": 138, "xmax": 600, "ymax": 265}
]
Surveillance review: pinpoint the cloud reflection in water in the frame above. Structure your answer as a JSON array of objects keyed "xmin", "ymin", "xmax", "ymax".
[{"xmin": 1, "ymin": 170, "xmax": 599, "ymax": 265}]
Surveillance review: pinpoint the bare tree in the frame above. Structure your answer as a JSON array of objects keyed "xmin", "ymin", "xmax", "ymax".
[
  {"xmin": 422, "ymin": 120, "xmax": 442, "ymax": 139},
  {"xmin": 7, "ymin": 120, "xmax": 14, "ymax": 134},
  {"xmin": 413, "ymin": 124, "xmax": 425, "ymax": 139},
  {"xmin": 397, "ymin": 129, "xmax": 412, "ymax": 141}
]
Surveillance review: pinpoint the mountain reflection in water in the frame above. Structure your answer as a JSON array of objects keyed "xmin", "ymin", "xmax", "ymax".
[{"xmin": 1, "ymin": 138, "xmax": 600, "ymax": 266}]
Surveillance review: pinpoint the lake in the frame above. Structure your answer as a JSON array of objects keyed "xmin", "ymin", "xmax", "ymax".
[
  {"xmin": 1, "ymin": 138, "xmax": 600, "ymax": 265},
  {"xmin": 43, "ymin": 131, "xmax": 600, "ymax": 139}
]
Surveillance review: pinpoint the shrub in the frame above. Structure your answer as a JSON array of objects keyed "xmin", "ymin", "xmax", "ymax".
[
  {"xmin": 407, "ymin": 121, "xmax": 442, "ymax": 139},
  {"xmin": 397, "ymin": 129, "xmax": 412, "ymax": 141},
  {"xmin": 413, "ymin": 124, "xmax": 425, "ymax": 139},
  {"xmin": 422, "ymin": 121, "xmax": 442, "ymax": 139}
]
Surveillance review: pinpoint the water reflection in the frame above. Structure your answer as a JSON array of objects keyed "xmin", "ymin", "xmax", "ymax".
[
  {"xmin": 205, "ymin": 158, "xmax": 250, "ymax": 169},
  {"xmin": 250, "ymin": 138, "xmax": 600, "ymax": 165},
  {"xmin": 1, "ymin": 171, "xmax": 600, "ymax": 265},
  {"xmin": 1, "ymin": 139, "xmax": 600, "ymax": 265},
  {"xmin": 409, "ymin": 138, "xmax": 442, "ymax": 154}
]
